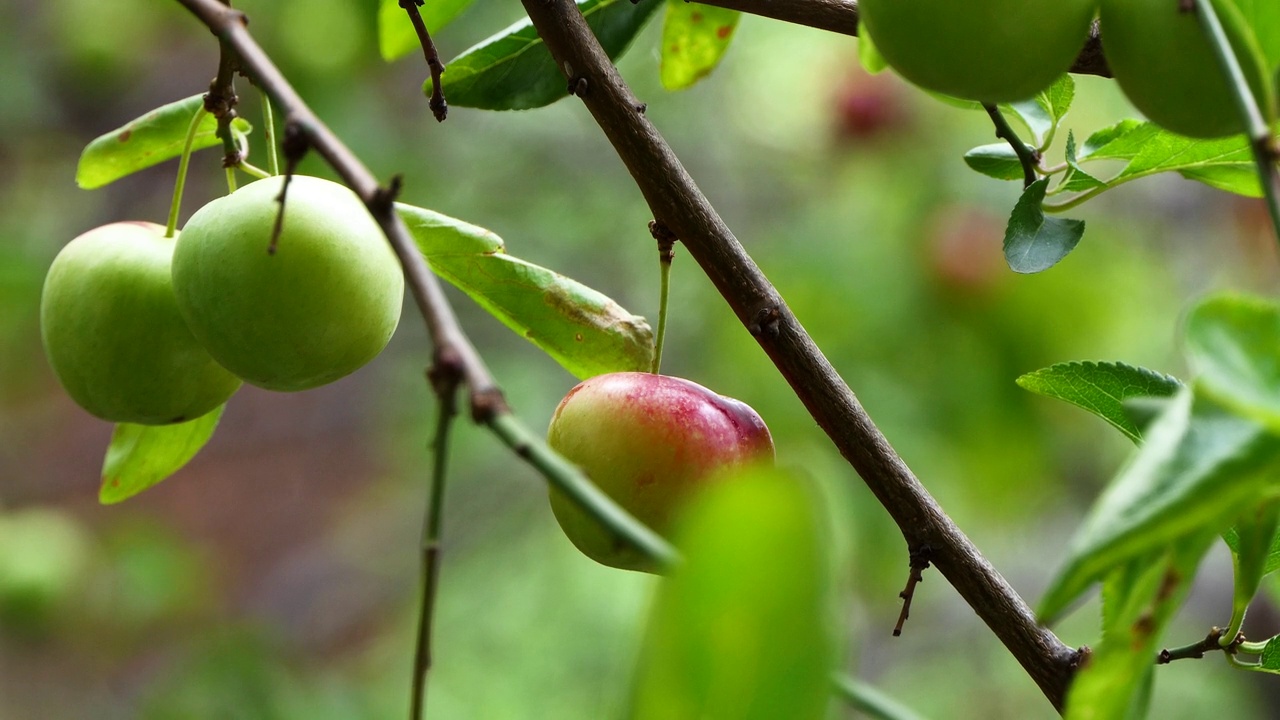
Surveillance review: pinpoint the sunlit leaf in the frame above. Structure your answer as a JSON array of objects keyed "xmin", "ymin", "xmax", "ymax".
[
  {"xmin": 1008, "ymin": 74, "xmax": 1073, "ymax": 147},
  {"xmin": 1038, "ymin": 390, "xmax": 1280, "ymax": 623},
  {"xmin": 397, "ymin": 203, "xmax": 654, "ymax": 378},
  {"xmin": 632, "ymin": 467, "xmax": 834, "ymax": 720},
  {"xmin": 100, "ymin": 405, "xmax": 225, "ymax": 504},
  {"xmin": 1185, "ymin": 293, "xmax": 1280, "ymax": 433},
  {"xmin": 1003, "ymin": 178, "xmax": 1085, "ymax": 273},
  {"xmin": 76, "ymin": 95, "xmax": 252, "ymax": 190},
  {"xmin": 659, "ymin": 1, "xmax": 739, "ymax": 91},
  {"xmin": 377, "ymin": 0, "xmax": 474, "ymax": 62},
  {"xmin": 1016, "ymin": 361, "xmax": 1183, "ymax": 443},
  {"xmin": 1084, "ymin": 122, "xmax": 1260, "ymax": 198},
  {"xmin": 440, "ymin": 0, "xmax": 661, "ymax": 110}
]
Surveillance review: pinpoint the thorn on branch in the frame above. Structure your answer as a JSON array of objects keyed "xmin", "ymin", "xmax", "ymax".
[
  {"xmin": 894, "ymin": 545, "xmax": 932, "ymax": 637},
  {"xmin": 372, "ymin": 174, "xmax": 404, "ymax": 216},
  {"xmin": 400, "ymin": 0, "xmax": 448, "ymax": 122},
  {"xmin": 634, "ymin": 102, "xmax": 647, "ymax": 115}
]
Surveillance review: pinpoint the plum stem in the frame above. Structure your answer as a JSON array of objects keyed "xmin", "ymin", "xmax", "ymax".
[
  {"xmin": 260, "ymin": 87, "xmax": 280, "ymax": 176},
  {"xmin": 650, "ymin": 220, "xmax": 677, "ymax": 374},
  {"xmin": 1191, "ymin": 0, "xmax": 1280, "ymax": 247},
  {"xmin": 165, "ymin": 106, "xmax": 208, "ymax": 239}
]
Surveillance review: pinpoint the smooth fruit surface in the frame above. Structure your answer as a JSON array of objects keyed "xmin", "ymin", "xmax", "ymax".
[
  {"xmin": 1102, "ymin": 0, "xmax": 1276, "ymax": 138},
  {"xmin": 40, "ymin": 222, "xmax": 241, "ymax": 424},
  {"xmin": 172, "ymin": 176, "xmax": 404, "ymax": 392},
  {"xmin": 546, "ymin": 372, "xmax": 774, "ymax": 572},
  {"xmin": 859, "ymin": 0, "xmax": 1098, "ymax": 103}
]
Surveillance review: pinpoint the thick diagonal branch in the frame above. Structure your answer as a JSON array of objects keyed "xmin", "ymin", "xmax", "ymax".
[{"xmin": 519, "ymin": 0, "xmax": 1079, "ymax": 710}]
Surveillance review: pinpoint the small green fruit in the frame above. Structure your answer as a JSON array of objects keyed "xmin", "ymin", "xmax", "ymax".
[
  {"xmin": 859, "ymin": 0, "xmax": 1099, "ymax": 103},
  {"xmin": 1101, "ymin": 0, "xmax": 1276, "ymax": 138},
  {"xmin": 172, "ymin": 176, "xmax": 404, "ymax": 392},
  {"xmin": 546, "ymin": 372, "xmax": 775, "ymax": 573},
  {"xmin": 40, "ymin": 222, "xmax": 241, "ymax": 424}
]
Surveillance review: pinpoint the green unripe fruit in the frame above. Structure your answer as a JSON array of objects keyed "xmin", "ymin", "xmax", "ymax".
[
  {"xmin": 859, "ymin": 0, "xmax": 1099, "ymax": 103},
  {"xmin": 547, "ymin": 372, "xmax": 775, "ymax": 573},
  {"xmin": 40, "ymin": 222, "xmax": 241, "ymax": 424},
  {"xmin": 172, "ymin": 176, "xmax": 404, "ymax": 392},
  {"xmin": 1101, "ymin": 0, "xmax": 1276, "ymax": 138}
]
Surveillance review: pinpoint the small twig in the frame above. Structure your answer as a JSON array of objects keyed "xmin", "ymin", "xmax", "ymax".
[
  {"xmin": 1191, "ymin": 0, "xmax": 1280, "ymax": 247},
  {"xmin": 983, "ymin": 104, "xmax": 1039, "ymax": 189},
  {"xmin": 409, "ymin": 349, "xmax": 464, "ymax": 720},
  {"xmin": 399, "ymin": 0, "xmax": 448, "ymax": 122},
  {"xmin": 268, "ymin": 120, "xmax": 308, "ymax": 255},
  {"xmin": 893, "ymin": 545, "xmax": 931, "ymax": 637},
  {"xmin": 206, "ymin": 39, "xmax": 242, "ymax": 169},
  {"xmin": 1157, "ymin": 627, "xmax": 1230, "ymax": 664}
]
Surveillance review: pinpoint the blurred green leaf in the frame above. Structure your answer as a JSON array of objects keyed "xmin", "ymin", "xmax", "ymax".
[
  {"xmin": 856, "ymin": 27, "xmax": 888, "ymax": 74},
  {"xmin": 1039, "ymin": 390, "xmax": 1280, "ymax": 623},
  {"xmin": 1261, "ymin": 635, "xmax": 1280, "ymax": 672},
  {"xmin": 1016, "ymin": 361, "xmax": 1183, "ymax": 443},
  {"xmin": 832, "ymin": 675, "xmax": 926, "ymax": 720},
  {"xmin": 440, "ymin": 0, "xmax": 661, "ymax": 110},
  {"xmin": 1229, "ymin": 0, "xmax": 1280, "ymax": 76},
  {"xmin": 76, "ymin": 95, "xmax": 251, "ymax": 190},
  {"xmin": 100, "ymin": 405, "xmax": 225, "ymax": 504},
  {"xmin": 632, "ymin": 467, "xmax": 834, "ymax": 720},
  {"xmin": 1065, "ymin": 534, "xmax": 1213, "ymax": 719},
  {"xmin": 1186, "ymin": 293, "xmax": 1280, "ymax": 433},
  {"xmin": 1223, "ymin": 502, "xmax": 1280, "ymax": 631},
  {"xmin": 659, "ymin": 1, "xmax": 739, "ymax": 91},
  {"xmin": 1003, "ymin": 179, "xmax": 1085, "ymax": 273},
  {"xmin": 377, "ymin": 0, "xmax": 474, "ymax": 62},
  {"xmin": 397, "ymin": 203, "xmax": 654, "ymax": 379},
  {"xmin": 963, "ymin": 143, "xmax": 1027, "ymax": 181}
]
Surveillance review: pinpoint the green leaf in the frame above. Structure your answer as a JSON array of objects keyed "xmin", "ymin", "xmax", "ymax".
[
  {"xmin": 1185, "ymin": 293, "xmax": 1280, "ymax": 433},
  {"xmin": 832, "ymin": 675, "xmax": 926, "ymax": 720},
  {"xmin": 1261, "ymin": 635, "xmax": 1280, "ymax": 672},
  {"xmin": 1085, "ymin": 122, "xmax": 1260, "ymax": 198},
  {"xmin": 856, "ymin": 27, "xmax": 888, "ymax": 74},
  {"xmin": 631, "ymin": 467, "xmax": 834, "ymax": 720},
  {"xmin": 659, "ymin": 1, "xmax": 739, "ymax": 91},
  {"xmin": 1058, "ymin": 131, "xmax": 1106, "ymax": 193},
  {"xmin": 1233, "ymin": 0, "xmax": 1280, "ymax": 71},
  {"xmin": 100, "ymin": 406, "xmax": 225, "ymax": 505},
  {"xmin": 1039, "ymin": 390, "xmax": 1280, "ymax": 623},
  {"xmin": 396, "ymin": 203, "xmax": 654, "ymax": 379},
  {"xmin": 1078, "ymin": 119, "xmax": 1146, "ymax": 160},
  {"xmin": 963, "ymin": 143, "xmax": 1028, "ymax": 181},
  {"xmin": 1065, "ymin": 534, "xmax": 1214, "ymax": 720},
  {"xmin": 76, "ymin": 95, "xmax": 252, "ymax": 190},
  {"xmin": 1008, "ymin": 74, "xmax": 1073, "ymax": 148},
  {"xmin": 1223, "ymin": 502, "xmax": 1280, "ymax": 630},
  {"xmin": 1016, "ymin": 361, "xmax": 1183, "ymax": 443},
  {"xmin": 1002, "ymin": 178, "xmax": 1085, "ymax": 273},
  {"xmin": 440, "ymin": 0, "xmax": 661, "ymax": 110},
  {"xmin": 377, "ymin": 0, "xmax": 474, "ymax": 62}
]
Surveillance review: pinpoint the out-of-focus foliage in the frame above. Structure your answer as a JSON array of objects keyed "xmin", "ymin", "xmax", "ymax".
[{"xmin": 3, "ymin": 1, "xmax": 1279, "ymax": 719}]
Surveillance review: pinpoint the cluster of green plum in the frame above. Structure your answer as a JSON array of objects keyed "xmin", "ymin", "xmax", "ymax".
[
  {"xmin": 41, "ymin": 176, "xmax": 404, "ymax": 425},
  {"xmin": 861, "ymin": 0, "xmax": 1278, "ymax": 137}
]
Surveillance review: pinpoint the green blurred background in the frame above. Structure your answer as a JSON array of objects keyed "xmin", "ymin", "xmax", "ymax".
[{"xmin": 3, "ymin": 1, "xmax": 1280, "ymax": 717}]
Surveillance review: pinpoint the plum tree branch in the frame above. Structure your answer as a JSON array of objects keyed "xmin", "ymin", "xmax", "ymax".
[
  {"xmin": 691, "ymin": 0, "xmax": 1111, "ymax": 78},
  {"xmin": 518, "ymin": 0, "xmax": 1079, "ymax": 711}
]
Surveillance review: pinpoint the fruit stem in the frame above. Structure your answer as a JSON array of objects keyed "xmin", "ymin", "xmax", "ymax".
[
  {"xmin": 260, "ymin": 87, "xmax": 280, "ymax": 176},
  {"xmin": 237, "ymin": 161, "xmax": 271, "ymax": 180},
  {"xmin": 1192, "ymin": 0, "xmax": 1280, "ymax": 245},
  {"xmin": 166, "ymin": 107, "xmax": 209, "ymax": 239},
  {"xmin": 650, "ymin": 222, "xmax": 677, "ymax": 374},
  {"xmin": 225, "ymin": 167, "xmax": 237, "ymax": 194},
  {"xmin": 487, "ymin": 412, "xmax": 681, "ymax": 570}
]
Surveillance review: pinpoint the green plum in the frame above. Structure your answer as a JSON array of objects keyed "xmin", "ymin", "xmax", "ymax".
[
  {"xmin": 171, "ymin": 176, "xmax": 404, "ymax": 392},
  {"xmin": 1101, "ymin": 0, "xmax": 1277, "ymax": 138},
  {"xmin": 859, "ymin": 0, "xmax": 1099, "ymax": 103},
  {"xmin": 546, "ymin": 372, "xmax": 775, "ymax": 573},
  {"xmin": 40, "ymin": 222, "xmax": 241, "ymax": 424}
]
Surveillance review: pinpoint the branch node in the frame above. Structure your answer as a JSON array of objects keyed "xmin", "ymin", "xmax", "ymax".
[
  {"xmin": 893, "ymin": 545, "xmax": 932, "ymax": 636},
  {"xmin": 470, "ymin": 387, "xmax": 511, "ymax": 424},
  {"xmin": 747, "ymin": 305, "xmax": 782, "ymax": 338},
  {"xmin": 372, "ymin": 174, "xmax": 404, "ymax": 216},
  {"xmin": 649, "ymin": 220, "xmax": 678, "ymax": 262},
  {"xmin": 568, "ymin": 76, "xmax": 589, "ymax": 97},
  {"xmin": 634, "ymin": 102, "xmax": 648, "ymax": 115}
]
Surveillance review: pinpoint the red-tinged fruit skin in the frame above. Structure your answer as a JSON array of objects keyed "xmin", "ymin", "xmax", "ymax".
[{"xmin": 547, "ymin": 372, "xmax": 774, "ymax": 572}]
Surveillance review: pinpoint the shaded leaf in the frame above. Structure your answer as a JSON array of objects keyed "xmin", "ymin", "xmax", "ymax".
[
  {"xmin": 397, "ymin": 204, "xmax": 654, "ymax": 379},
  {"xmin": 1016, "ymin": 361, "xmax": 1183, "ymax": 443},
  {"xmin": 100, "ymin": 406, "xmax": 225, "ymax": 505},
  {"xmin": 660, "ymin": 1, "xmax": 739, "ymax": 91},
  {"xmin": 77, "ymin": 96, "xmax": 252, "ymax": 190},
  {"xmin": 1039, "ymin": 390, "xmax": 1280, "ymax": 623},
  {"xmin": 1223, "ymin": 502, "xmax": 1280, "ymax": 630},
  {"xmin": 1185, "ymin": 293, "xmax": 1280, "ymax": 433},
  {"xmin": 1003, "ymin": 179, "xmax": 1085, "ymax": 273},
  {"xmin": 963, "ymin": 143, "xmax": 1027, "ymax": 181},
  {"xmin": 377, "ymin": 0, "xmax": 474, "ymax": 62},
  {"xmin": 440, "ymin": 0, "xmax": 661, "ymax": 110},
  {"xmin": 632, "ymin": 467, "xmax": 834, "ymax": 720}
]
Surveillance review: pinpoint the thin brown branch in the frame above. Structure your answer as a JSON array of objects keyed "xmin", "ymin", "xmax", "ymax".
[
  {"xmin": 518, "ymin": 0, "xmax": 1079, "ymax": 711},
  {"xmin": 692, "ymin": 0, "xmax": 1111, "ymax": 78},
  {"xmin": 893, "ymin": 545, "xmax": 931, "ymax": 637},
  {"xmin": 983, "ymin": 103, "xmax": 1039, "ymax": 188},
  {"xmin": 175, "ymin": 0, "xmax": 496, "ymax": 405},
  {"xmin": 399, "ymin": 0, "xmax": 447, "ymax": 122}
]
